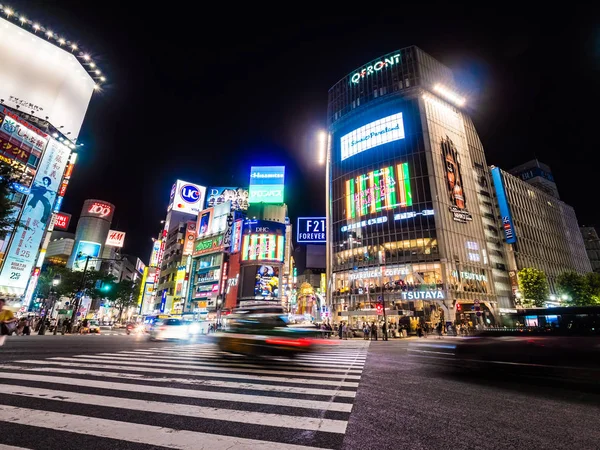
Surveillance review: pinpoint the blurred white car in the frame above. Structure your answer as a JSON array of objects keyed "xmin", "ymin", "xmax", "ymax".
[{"xmin": 149, "ymin": 318, "xmax": 191, "ymax": 341}]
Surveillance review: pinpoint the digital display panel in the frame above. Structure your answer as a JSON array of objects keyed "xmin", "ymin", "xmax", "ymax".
[
  {"xmin": 248, "ymin": 166, "xmax": 285, "ymax": 204},
  {"xmin": 241, "ymin": 234, "xmax": 285, "ymax": 262},
  {"xmin": 254, "ymin": 265, "xmax": 279, "ymax": 299},
  {"xmin": 345, "ymin": 163, "xmax": 412, "ymax": 219},
  {"xmin": 205, "ymin": 187, "xmax": 249, "ymax": 211},
  {"xmin": 72, "ymin": 240, "xmax": 101, "ymax": 272},
  {"xmin": 340, "ymin": 112, "xmax": 405, "ymax": 161}
]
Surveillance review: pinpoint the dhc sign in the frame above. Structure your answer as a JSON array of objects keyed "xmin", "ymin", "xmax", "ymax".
[{"xmin": 340, "ymin": 112, "xmax": 405, "ymax": 161}]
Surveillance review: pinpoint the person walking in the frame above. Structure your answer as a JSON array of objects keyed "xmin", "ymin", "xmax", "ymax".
[
  {"xmin": 436, "ymin": 321, "xmax": 443, "ymax": 339},
  {"xmin": 363, "ymin": 323, "xmax": 370, "ymax": 340},
  {"xmin": 417, "ymin": 323, "xmax": 423, "ymax": 338},
  {"xmin": 381, "ymin": 321, "xmax": 388, "ymax": 341},
  {"xmin": 370, "ymin": 321, "xmax": 378, "ymax": 341},
  {"xmin": 342, "ymin": 322, "xmax": 348, "ymax": 340},
  {"xmin": 0, "ymin": 298, "xmax": 18, "ymax": 346},
  {"xmin": 338, "ymin": 322, "xmax": 344, "ymax": 339}
]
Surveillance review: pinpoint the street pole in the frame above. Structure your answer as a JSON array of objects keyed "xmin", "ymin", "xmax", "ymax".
[{"xmin": 68, "ymin": 255, "xmax": 91, "ymax": 333}]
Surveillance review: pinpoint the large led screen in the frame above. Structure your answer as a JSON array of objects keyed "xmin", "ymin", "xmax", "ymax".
[
  {"xmin": 345, "ymin": 163, "xmax": 412, "ymax": 219},
  {"xmin": 340, "ymin": 112, "xmax": 405, "ymax": 161},
  {"xmin": 254, "ymin": 265, "xmax": 279, "ymax": 299},
  {"xmin": 0, "ymin": 18, "xmax": 95, "ymax": 139},
  {"xmin": 241, "ymin": 234, "xmax": 285, "ymax": 262},
  {"xmin": 248, "ymin": 166, "xmax": 285, "ymax": 204}
]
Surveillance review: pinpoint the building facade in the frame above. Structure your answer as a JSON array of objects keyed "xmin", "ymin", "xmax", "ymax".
[
  {"xmin": 491, "ymin": 167, "xmax": 591, "ymax": 292},
  {"xmin": 508, "ymin": 159, "xmax": 559, "ymax": 199},
  {"xmin": 580, "ymin": 227, "xmax": 600, "ymax": 273},
  {"xmin": 327, "ymin": 46, "xmax": 505, "ymax": 328}
]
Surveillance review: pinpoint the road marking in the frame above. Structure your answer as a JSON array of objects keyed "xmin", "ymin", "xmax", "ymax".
[
  {"xmin": 0, "ymin": 405, "xmax": 331, "ymax": 450},
  {"xmin": 109, "ymin": 351, "xmax": 365, "ymax": 371},
  {"xmin": 13, "ymin": 360, "xmax": 360, "ymax": 387},
  {"xmin": 89, "ymin": 353, "xmax": 364, "ymax": 371},
  {"xmin": 1, "ymin": 384, "xmax": 348, "ymax": 433},
  {"xmin": 46, "ymin": 356, "xmax": 363, "ymax": 379},
  {"xmin": 0, "ymin": 372, "xmax": 354, "ymax": 412},
  {"xmin": 3, "ymin": 365, "xmax": 356, "ymax": 397}
]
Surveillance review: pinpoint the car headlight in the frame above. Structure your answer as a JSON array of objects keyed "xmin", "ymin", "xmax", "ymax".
[{"xmin": 188, "ymin": 323, "xmax": 200, "ymax": 334}]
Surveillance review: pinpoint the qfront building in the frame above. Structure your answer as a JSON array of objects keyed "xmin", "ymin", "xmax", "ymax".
[{"xmin": 327, "ymin": 46, "xmax": 507, "ymax": 327}]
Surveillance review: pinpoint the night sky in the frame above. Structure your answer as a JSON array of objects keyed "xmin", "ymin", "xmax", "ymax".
[{"xmin": 13, "ymin": 3, "xmax": 600, "ymax": 262}]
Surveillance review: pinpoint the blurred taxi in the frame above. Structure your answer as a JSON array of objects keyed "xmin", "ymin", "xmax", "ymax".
[
  {"xmin": 149, "ymin": 318, "xmax": 191, "ymax": 341},
  {"xmin": 212, "ymin": 303, "xmax": 327, "ymax": 357}
]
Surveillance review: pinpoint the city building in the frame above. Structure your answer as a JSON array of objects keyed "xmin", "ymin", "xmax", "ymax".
[
  {"xmin": 490, "ymin": 167, "xmax": 591, "ymax": 293},
  {"xmin": 508, "ymin": 159, "xmax": 559, "ymax": 199},
  {"xmin": 327, "ymin": 46, "xmax": 508, "ymax": 328},
  {"xmin": 580, "ymin": 227, "xmax": 600, "ymax": 273},
  {"xmin": 44, "ymin": 231, "xmax": 75, "ymax": 266},
  {"xmin": 0, "ymin": 11, "xmax": 103, "ymax": 309}
]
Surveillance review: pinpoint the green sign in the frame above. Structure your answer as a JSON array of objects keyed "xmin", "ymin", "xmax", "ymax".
[
  {"xmin": 248, "ymin": 184, "xmax": 284, "ymax": 203},
  {"xmin": 194, "ymin": 234, "xmax": 224, "ymax": 256}
]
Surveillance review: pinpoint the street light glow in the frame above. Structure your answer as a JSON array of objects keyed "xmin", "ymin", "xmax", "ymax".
[
  {"xmin": 318, "ymin": 130, "xmax": 327, "ymax": 165},
  {"xmin": 4, "ymin": 8, "xmax": 13, "ymax": 17},
  {"xmin": 433, "ymin": 83, "xmax": 466, "ymax": 106}
]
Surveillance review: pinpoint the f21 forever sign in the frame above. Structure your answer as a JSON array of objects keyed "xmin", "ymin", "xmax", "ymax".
[{"xmin": 297, "ymin": 217, "xmax": 326, "ymax": 243}]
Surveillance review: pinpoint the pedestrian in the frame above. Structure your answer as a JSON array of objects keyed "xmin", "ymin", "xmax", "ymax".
[
  {"xmin": 342, "ymin": 322, "xmax": 348, "ymax": 340},
  {"xmin": 23, "ymin": 315, "xmax": 32, "ymax": 335},
  {"xmin": 0, "ymin": 298, "xmax": 18, "ymax": 346},
  {"xmin": 382, "ymin": 321, "xmax": 388, "ymax": 341},
  {"xmin": 417, "ymin": 324, "xmax": 423, "ymax": 338},
  {"xmin": 436, "ymin": 321, "xmax": 443, "ymax": 339},
  {"xmin": 370, "ymin": 322, "xmax": 378, "ymax": 341},
  {"xmin": 363, "ymin": 323, "xmax": 370, "ymax": 340},
  {"xmin": 327, "ymin": 322, "xmax": 333, "ymax": 338},
  {"xmin": 338, "ymin": 322, "xmax": 344, "ymax": 339}
]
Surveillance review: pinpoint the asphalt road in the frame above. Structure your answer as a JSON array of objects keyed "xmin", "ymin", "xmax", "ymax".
[{"xmin": 0, "ymin": 335, "xmax": 598, "ymax": 450}]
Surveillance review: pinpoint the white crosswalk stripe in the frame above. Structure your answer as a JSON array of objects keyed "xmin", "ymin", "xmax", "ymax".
[{"xmin": 0, "ymin": 340, "xmax": 369, "ymax": 449}]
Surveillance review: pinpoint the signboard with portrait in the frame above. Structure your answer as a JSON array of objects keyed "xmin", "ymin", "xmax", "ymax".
[
  {"xmin": 71, "ymin": 240, "xmax": 102, "ymax": 272},
  {"xmin": 205, "ymin": 187, "xmax": 249, "ymax": 211},
  {"xmin": 0, "ymin": 138, "xmax": 69, "ymax": 292},
  {"xmin": 254, "ymin": 265, "xmax": 279, "ymax": 299}
]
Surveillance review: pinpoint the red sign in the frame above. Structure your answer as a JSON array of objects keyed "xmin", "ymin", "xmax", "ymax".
[
  {"xmin": 53, "ymin": 212, "xmax": 71, "ymax": 231},
  {"xmin": 0, "ymin": 134, "xmax": 31, "ymax": 164},
  {"xmin": 87, "ymin": 202, "xmax": 112, "ymax": 217},
  {"xmin": 183, "ymin": 220, "xmax": 197, "ymax": 256}
]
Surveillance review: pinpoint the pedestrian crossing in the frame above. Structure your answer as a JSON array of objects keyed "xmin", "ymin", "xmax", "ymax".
[{"xmin": 0, "ymin": 340, "xmax": 369, "ymax": 449}]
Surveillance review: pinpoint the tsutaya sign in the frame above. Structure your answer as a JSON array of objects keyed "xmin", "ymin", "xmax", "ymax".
[
  {"xmin": 350, "ymin": 53, "xmax": 401, "ymax": 84},
  {"xmin": 401, "ymin": 290, "xmax": 445, "ymax": 300}
]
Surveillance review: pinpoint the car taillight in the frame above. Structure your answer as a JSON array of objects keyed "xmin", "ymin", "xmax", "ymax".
[
  {"xmin": 265, "ymin": 338, "xmax": 313, "ymax": 347},
  {"xmin": 159, "ymin": 326, "xmax": 167, "ymax": 331}
]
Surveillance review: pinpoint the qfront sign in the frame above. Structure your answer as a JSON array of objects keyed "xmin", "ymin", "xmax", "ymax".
[
  {"xmin": 350, "ymin": 53, "xmax": 401, "ymax": 84},
  {"xmin": 340, "ymin": 113, "xmax": 405, "ymax": 161},
  {"xmin": 297, "ymin": 217, "xmax": 326, "ymax": 243},
  {"xmin": 248, "ymin": 166, "xmax": 285, "ymax": 204}
]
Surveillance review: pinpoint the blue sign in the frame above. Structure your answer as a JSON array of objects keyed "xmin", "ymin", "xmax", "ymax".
[
  {"xmin": 180, "ymin": 184, "xmax": 200, "ymax": 203},
  {"xmin": 160, "ymin": 290, "xmax": 167, "ymax": 313},
  {"xmin": 248, "ymin": 166, "xmax": 285, "ymax": 204},
  {"xmin": 297, "ymin": 217, "xmax": 326, "ymax": 243},
  {"xmin": 491, "ymin": 167, "xmax": 517, "ymax": 244}
]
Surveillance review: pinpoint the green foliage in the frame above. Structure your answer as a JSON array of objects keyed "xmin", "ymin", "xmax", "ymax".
[
  {"xmin": 557, "ymin": 271, "xmax": 597, "ymax": 306},
  {"xmin": 0, "ymin": 162, "xmax": 21, "ymax": 239},
  {"xmin": 113, "ymin": 279, "xmax": 142, "ymax": 322},
  {"xmin": 517, "ymin": 267, "xmax": 550, "ymax": 307}
]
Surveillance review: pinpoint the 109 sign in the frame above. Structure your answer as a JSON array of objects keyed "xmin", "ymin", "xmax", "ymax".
[{"xmin": 297, "ymin": 217, "xmax": 326, "ymax": 243}]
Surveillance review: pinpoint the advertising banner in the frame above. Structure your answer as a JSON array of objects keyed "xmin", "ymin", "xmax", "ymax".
[
  {"xmin": 205, "ymin": 187, "xmax": 249, "ymax": 211},
  {"xmin": 53, "ymin": 212, "xmax": 71, "ymax": 231},
  {"xmin": 340, "ymin": 112, "xmax": 405, "ymax": 161},
  {"xmin": 254, "ymin": 265, "xmax": 279, "ymax": 299},
  {"xmin": 105, "ymin": 230, "xmax": 126, "ymax": 247},
  {"xmin": 491, "ymin": 167, "xmax": 517, "ymax": 244},
  {"xmin": 71, "ymin": 240, "xmax": 102, "ymax": 272},
  {"xmin": 0, "ymin": 18, "xmax": 95, "ymax": 139},
  {"xmin": 183, "ymin": 220, "xmax": 197, "ymax": 256},
  {"xmin": 171, "ymin": 179, "xmax": 206, "ymax": 216},
  {"xmin": 248, "ymin": 166, "xmax": 285, "ymax": 204},
  {"xmin": 197, "ymin": 208, "xmax": 213, "ymax": 238},
  {"xmin": 149, "ymin": 239, "xmax": 161, "ymax": 267},
  {"xmin": 193, "ymin": 234, "xmax": 225, "ymax": 257},
  {"xmin": 297, "ymin": 217, "xmax": 326, "ymax": 243},
  {"xmin": 0, "ymin": 138, "xmax": 69, "ymax": 292},
  {"xmin": 0, "ymin": 108, "xmax": 48, "ymax": 164}
]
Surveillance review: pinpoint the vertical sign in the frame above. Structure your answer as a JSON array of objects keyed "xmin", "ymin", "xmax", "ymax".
[
  {"xmin": 491, "ymin": 167, "xmax": 517, "ymax": 244},
  {"xmin": 0, "ymin": 138, "xmax": 69, "ymax": 291}
]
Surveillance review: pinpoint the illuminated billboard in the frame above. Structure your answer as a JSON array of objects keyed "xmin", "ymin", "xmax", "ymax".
[
  {"xmin": 205, "ymin": 187, "xmax": 249, "ymax": 211},
  {"xmin": 254, "ymin": 265, "xmax": 279, "ymax": 299},
  {"xmin": 491, "ymin": 167, "xmax": 517, "ymax": 244},
  {"xmin": 345, "ymin": 163, "xmax": 412, "ymax": 219},
  {"xmin": 170, "ymin": 180, "xmax": 206, "ymax": 216},
  {"xmin": 53, "ymin": 212, "xmax": 71, "ymax": 231},
  {"xmin": 72, "ymin": 240, "xmax": 102, "ymax": 272},
  {"xmin": 297, "ymin": 217, "xmax": 326, "ymax": 243},
  {"xmin": 182, "ymin": 220, "xmax": 197, "ymax": 256},
  {"xmin": 0, "ymin": 138, "xmax": 69, "ymax": 292},
  {"xmin": 105, "ymin": 230, "xmax": 126, "ymax": 247},
  {"xmin": 241, "ymin": 220, "xmax": 286, "ymax": 263},
  {"xmin": 248, "ymin": 166, "xmax": 285, "ymax": 204},
  {"xmin": 0, "ymin": 18, "xmax": 96, "ymax": 139},
  {"xmin": 0, "ymin": 108, "xmax": 48, "ymax": 165},
  {"xmin": 340, "ymin": 112, "xmax": 405, "ymax": 161}
]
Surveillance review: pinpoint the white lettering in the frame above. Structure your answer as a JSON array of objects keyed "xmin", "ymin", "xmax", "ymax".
[{"xmin": 401, "ymin": 291, "xmax": 445, "ymax": 300}]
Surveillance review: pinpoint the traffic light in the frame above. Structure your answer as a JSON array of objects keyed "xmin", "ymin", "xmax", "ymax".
[
  {"xmin": 376, "ymin": 303, "xmax": 383, "ymax": 315},
  {"xmin": 456, "ymin": 303, "xmax": 462, "ymax": 311},
  {"xmin": 101, "ymin": 282, "xmax": 111, "ymax": 292}
]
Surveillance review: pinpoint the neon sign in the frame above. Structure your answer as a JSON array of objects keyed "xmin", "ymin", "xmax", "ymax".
[
  {"xmin": 340, "ymin": 112, "xmax": 405, "ymax": 161},
  {"xmin": 350, "ymin": 53, "xmax": 400, "ymax": 84},
  {"xmin": 87, "ymin": 202, "xmax": 112, "ymax": 218},
  {"xmin": 345, "ymin": 163, "xmax": 412, "ymax": 219}
]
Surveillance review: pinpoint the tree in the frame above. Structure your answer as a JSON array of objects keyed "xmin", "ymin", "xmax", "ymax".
[
  {"xmin": 113, "ymin": 279, "xmax": 142, "ymax": 323},
  {"xmin": 585, "ymin": 272, "xmax": 600, "ymax": 305},
  {"xmin": 557, "ymin": 271, "xmax": 593, "ymax": 306},
  {"xmin": 517, "ymin": 267, "xmax": 549, "ymax": 307},
  {"xmin": 0, "ymin": 161, "xmax": 22, "ymax": 239}
]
